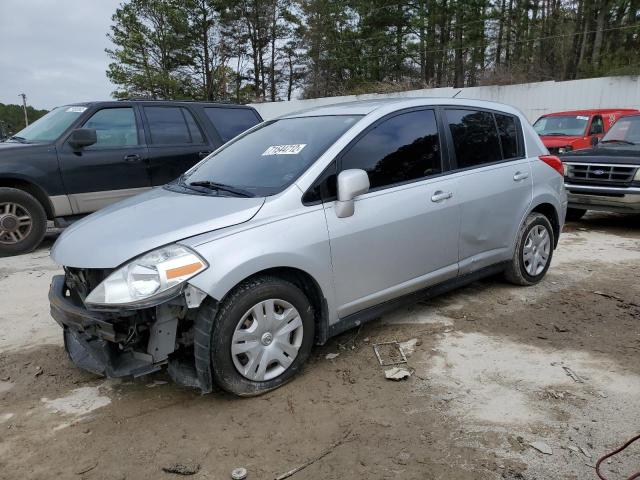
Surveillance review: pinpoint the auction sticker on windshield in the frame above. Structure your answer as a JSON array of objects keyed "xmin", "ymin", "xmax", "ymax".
[
  {"xmin": 66, "ymin": 107, "xmax": 87, "ymax": 113},
  {"xmin": 262, "ymin": 144, "xmax": 307, "ymax": 156}
]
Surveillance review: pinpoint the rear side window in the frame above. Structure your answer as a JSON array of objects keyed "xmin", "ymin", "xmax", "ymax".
[
  {"xmin": 494, "ymin": 113, "xmax": 520, "ymax": 159},
  {"xmin": 340, "ymin": 109, "xmax": 442, "ymax": 190},
  {"xmin": 205, "ymin": 107, "xmax": 261, "ymax": 142},
  {"xmin": 446, "ymin": 109, "xmax": 502, "ymax": 169},
  {"xmin": 82, "ymin": 108, "xmax": 138, "ymax": 146},
  {"xmin": 144, "ymin": 106, "xmax": 204, "ymax": 144}
]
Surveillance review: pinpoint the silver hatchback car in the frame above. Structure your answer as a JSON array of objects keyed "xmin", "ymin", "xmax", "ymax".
[{"xmin": 49, "ymin": 98, "xmax": 567, "ymax": 396}]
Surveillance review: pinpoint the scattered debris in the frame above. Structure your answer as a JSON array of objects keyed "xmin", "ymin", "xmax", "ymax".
[
  {"xmin": 398, "ymin": 338, "xmax": 419, "ymax": 357},
  {"xmin": 579, "ymin": 446, "xmax": 591, "ymax": 458},
  {"xmin": 545, "ymin": 389, "xmax": 566, "ymax": 400},
  {"xmin": 231, "ymin": 467, "xmax": 247, "ymax": 479},
  {"xmin": 394, "ymin": 451, "xmax": 411, "ymax": 465},
  {"xmin": 562, "ymin": 366, "xmax": 585, "ymax": 383},
  {"xmin": 384, "ymin": 367, "xmax": 411, "ymax": 381},
  {"xmin": 325, "ymin": 353, "xmax": 340, "ymax": 360},
  {"xmin": 529, "ymin": 441, "xmax": 553, "ymax": 455},
  {"xmin": 373, "ymin": 341, "xmax": 407, "ymax": 366},
  {"xmin": 146, "ymin": 380, "xmax": 168, "ymax": 388},
  {"xmin": 34, "ymin": 366, "xmax": 43, "ymax": 377},
  {"xmin": 568, "ymin": 445, "xmax": 580, "ymax": 454},
  {"xmin": 1, "ymin": 376, "xmax": 9, "ymax": 381},
  {"xmin": 162, "ymin": 463, "xmax": 200, "ymax": 476},
  {"xmin": 274, "ymin": 429, "xmax": 351, "ymax": 480},
  {"xmin": 593, "ymin": 291, "xmax": 622, "ymax": 301},
  {"xmin": 75, "ymin": 462, "xmax": 98, "ymax": 475},
  {"xmin": 553, "ymin": 325, "xmax": 569, "ymax": 333}
]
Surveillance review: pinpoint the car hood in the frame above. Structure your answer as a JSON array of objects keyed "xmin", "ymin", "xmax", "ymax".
[
  {"xmin": 51, "ymin": 187, "xmax": 265, "ymax": 268},
  {"xmin": 561, "ymin": 145, "xmax": 640, "ymax": 165},
  {"xmin": 540, "ymin": 135, "xmax": 582, "ymax": 148}
]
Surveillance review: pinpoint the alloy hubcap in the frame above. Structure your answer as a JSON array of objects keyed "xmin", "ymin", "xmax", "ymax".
[
  {"xmin": 523, "ymin": 225, "xmax": 551, "ymax": 276},
  {"xmin": 0, "ymin": 202, "xmax": 33, "ymax": 245},
  {"xmin": 231, "ymin": 299, "xmax": 304, "ymax": 382}
]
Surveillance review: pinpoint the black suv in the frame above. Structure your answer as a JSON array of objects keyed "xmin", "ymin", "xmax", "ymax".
[
  {"xmin": 0, "ymin": 100, "xmax": 262, "ymax": 256},
  {"xmin": 561, "ymin": 113, "xmax": 640, "ymax": 220}
]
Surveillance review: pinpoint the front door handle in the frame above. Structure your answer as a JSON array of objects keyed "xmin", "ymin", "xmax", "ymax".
[
  {"xmin": 198, "ymin": 151, "xmax": 211, "ymax": 159},
  {"xmin": 431, "ymin": 190, "xmax": 453, "ymax": 202},
  {"xmin": 124, "ymin": 154, "xmax": 142, "ymax": 163},
  {"xmin": 513, "ymin": 171, "xmax": 529, "ymax": 181}
]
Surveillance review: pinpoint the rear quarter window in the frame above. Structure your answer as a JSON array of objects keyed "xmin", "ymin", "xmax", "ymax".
[{"xmin": 205, "ymin": 107, "xmax": 261, "ymax": 142}]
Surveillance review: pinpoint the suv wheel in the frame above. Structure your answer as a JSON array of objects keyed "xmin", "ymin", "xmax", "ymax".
[
  {"xmin": 505, "ymin": 212, "xmax": 554, "ymax": 286},
  {"xmin": 566, "ymin": 208, "xmax": 586, "ymax": 221},
  {"xmin": 0, "ymin": 188, "xmax": 47, "ymax": 257},
  {"xmin": 204, "ymin": 276, "xmax": 315, "ymax": 396}
]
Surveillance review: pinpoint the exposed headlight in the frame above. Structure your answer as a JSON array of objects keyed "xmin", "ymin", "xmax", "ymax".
[
  {"xmin": 635, "ymin": 169, "xmax": 640, "ymax": 182},
  {"xmin": 558, "ymin": 146, "xmax": 573, "ymax": 154},
  {"xmin": 85, "ymin": 244, "xmax": 208, "ymax": 308}
]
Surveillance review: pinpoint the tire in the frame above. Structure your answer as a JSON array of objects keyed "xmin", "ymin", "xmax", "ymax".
[
  {"xmin": 0, "ymin": 187, "xmax": 47, "ymax": 257},
  {"xmin": 203, "ymin": 275, "xmax": 315, "ymax": 396},
  {"xmin": 504, "ymin": 212, "xmax": 555, "ymax": 286},
  {"xmin": 565, "ymin": 208, "xmax": 587, "ymax": 221}
]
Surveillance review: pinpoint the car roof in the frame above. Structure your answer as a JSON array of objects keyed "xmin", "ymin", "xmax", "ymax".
[
  {"xmin": 282, "ymin": 97, "xmax": 524, "ymax": 118},
  {"xmin": 541, "ymin": 108, "xmax": 639, "ymax": 117},
  {"xmin": 59, "ymin": 100, "xmax": 257, "ymax": 110}
]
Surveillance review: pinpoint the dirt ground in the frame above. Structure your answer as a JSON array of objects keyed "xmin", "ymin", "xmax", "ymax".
[{"xmin": 1, "ymin": 213, "xmax": 639, "ymax": 480}]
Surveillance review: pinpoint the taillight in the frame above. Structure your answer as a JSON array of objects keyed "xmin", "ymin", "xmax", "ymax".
[{"xmin": 539, "ymin": 155, "xmax": 564, "ymax": 176}]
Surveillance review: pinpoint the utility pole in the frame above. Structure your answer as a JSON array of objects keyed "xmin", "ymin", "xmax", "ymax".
[{"xmin": 19, "ymin": 93, "xmax": 28, "ymax": 127}]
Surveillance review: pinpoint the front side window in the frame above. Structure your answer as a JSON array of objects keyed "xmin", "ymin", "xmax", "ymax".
[
  {"xmin": 446, "ymin": 109, "xmax": 502, "ymax": 168},
  {"xmin": 205, "ymin": 107, "xmax": 261, "ymax": 142},
  {"xmin": 145, "ymin": 106, "xmax": 204, "ymax": 144},
  {"xmin": 9, "ymin": 106, "xmax": 86, "ymax": 143},
  {"xmin": 533, "ymin": 115, "xmax": 589, "ymax": 136},
  {"xmin": 179, "ymin": 115, "xmax": 361, "ymax": 197},
  {"xmin": 82, "ymin": 108, "xmax": 138, "ymax": 146},
  {"xmin": 590, "ymin": 115, "xmax": 604, "ymax": 135},
  {"xmin": 340, "ymin": 109, "xmax": 442, "ymax": 190}
]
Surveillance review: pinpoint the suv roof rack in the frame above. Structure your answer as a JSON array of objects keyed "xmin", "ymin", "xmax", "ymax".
[{"xmin": 116, "ymin": 98, "xmax": 242, "ymax": 105}]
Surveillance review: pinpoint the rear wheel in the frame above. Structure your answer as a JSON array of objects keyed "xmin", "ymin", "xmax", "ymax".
[
  {"xmin": 0, "ymin": 188, "xmax": 47, "ymax": 257},
  {"xmin": 505, "ymin": 212, "xmax": 554, "ymax": 286},
  {"xmin": 566, "ymin": 208, "xmax": 587, "ymax": 221},
  {"xmin": 204, "ymin": 276, "xmax": 315, "ymax": 396}
]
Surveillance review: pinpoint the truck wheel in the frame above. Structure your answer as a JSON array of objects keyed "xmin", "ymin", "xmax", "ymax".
[
  {"xmin": 566, "ymin": 208, "xmax": 586, "ymax": 221},
  {"xmin": 504, "ymin": 212, "xmax": 555, "ymax": 286},
  {"xmin": 0, "ymin": 187, "xmax": 47, "ymax": 257},
  {"xmin": 203, "ymin": 275, "xmax": 315, "ymax": 396}
]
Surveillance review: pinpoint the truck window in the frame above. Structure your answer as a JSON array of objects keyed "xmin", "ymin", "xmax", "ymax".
[
  {"xmin": 204, "ymin": 107, "xmax": 261, "ymax": 142},
  {"xmin": 589, "ymin": 115, "xmax": 604, "ymax": 135},
  {"xmin": 144, "ymin": 106, "xmax": 204, "ymax": 145},
  {"xmin": 82, "ymin": 108, "xmax": 138, "ymax": 146}
]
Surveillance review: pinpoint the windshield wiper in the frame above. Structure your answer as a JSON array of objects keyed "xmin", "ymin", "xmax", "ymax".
[
  {"xmin": 541, "ymin": 132, "xmax": 569, "ymax": 136},
  {"xmin": 601, "ymin": 139, "xmax": 636, "ymax": 145},
  {"xmin": 188, "ymin": 180, "xmax": 254, "ymax": 197},
  {"xmin": 7, "ymin": 136, "xmax": 27, "ymax": 143}
]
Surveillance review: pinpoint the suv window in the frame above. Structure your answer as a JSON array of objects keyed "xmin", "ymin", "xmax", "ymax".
[
  {"xmin": 204, "ymin": 107, "xmax": 261, "ymax": 142},
  {"xmin": 446, "ymin": 109, "xmax": 502, "ymax": 169},
  {"xmin": 590, "ymin": 115, "xmax": 604, "ymax": 135},
  {"xmin": 144, "ymin": 106, "xmax": 204, "ymax": 144},
  {"xmin": 340, "ymin": 109, "xmax": 442, "ymax": 190},
  {"xmin": 495, "ymin": 113, "xmax": 520, "ymax": 159},
  {"xmin": 82, "ymin": 108, "xmax": 138, "ymax": 146}
]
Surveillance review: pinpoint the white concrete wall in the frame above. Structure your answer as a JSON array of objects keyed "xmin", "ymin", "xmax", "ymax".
[{"xmin": 250, "ymin": 75, "xmax": 640, "ymax": 123}]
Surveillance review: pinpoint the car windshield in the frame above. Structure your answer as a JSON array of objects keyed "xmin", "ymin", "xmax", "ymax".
[
  {"xmin": 7, "ymin": 105, "xmax": 86, "ymax": 143},
  {"xmin": 177, "ymin": 115, "xmax": 362, "ymax": 197},
  {"xmin": 533, "ymin": 115, "xmax": 589, "ymax": 136},
  {"xmin": 600, "ymin": 116, "xmax": 640, "ymax": 146}
]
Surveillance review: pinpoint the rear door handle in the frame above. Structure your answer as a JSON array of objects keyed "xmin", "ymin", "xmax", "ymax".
[
  {"xmin": 124, "ymin": 154, "xmax": 142, "ymax": 163},
  {"xmin": 198, "ymin": 151, "xmax": 211, "ymax": 159},
  {"xmin": 513, "ymin": 171, "xmax": 529, "ymax": 181},
  {"xmin": 431, "ymin": 190, "xmax": 453, "ymax": 202}
]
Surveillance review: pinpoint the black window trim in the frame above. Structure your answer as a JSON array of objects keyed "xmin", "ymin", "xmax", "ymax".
[
  {"xmin": 142, "ymin": 105, "xmax": 209, "ymax": 147},
  {"xmin": 302, "ymin": 106, "xmax": 451, "ymax": 206},
  {"xmin": 61, "ymin": 105, "xmax": 145, "ymax": 150},
  {"xmin": 440, "ymin": 106, "xmax": 526, "ymax": 174}
]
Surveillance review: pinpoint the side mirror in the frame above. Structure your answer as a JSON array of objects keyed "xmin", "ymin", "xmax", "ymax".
[
  {"xmin": 68, "ymin": 128, "xmax": 97, "ymax": 150},
  {"xmin": 335, "ymin": 169, "xmax": 370, "ymax": 218},
  {"xmin": 591, "ymin": 135, "xmax": 600, "ymax": 147}
]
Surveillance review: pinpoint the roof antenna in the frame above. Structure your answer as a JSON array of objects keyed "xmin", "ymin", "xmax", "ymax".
[{"xmin": 452, "ymin": 89, "xmax": 462, "ymax": 98}]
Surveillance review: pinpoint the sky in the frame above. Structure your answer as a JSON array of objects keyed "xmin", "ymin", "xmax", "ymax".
[{"xmin": 0, "ymin": 0, "xmax": 121, "ymax": 110}]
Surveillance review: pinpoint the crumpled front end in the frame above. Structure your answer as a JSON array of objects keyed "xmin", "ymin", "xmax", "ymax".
[{"xmin": 49, "ymin": 270, "xmax": 216, "ymax": 392}]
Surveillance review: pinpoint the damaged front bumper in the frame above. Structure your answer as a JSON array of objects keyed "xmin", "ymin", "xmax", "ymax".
[{"xmin": 49, "ymin": 275, "xmax": 215, "ymax": 392}]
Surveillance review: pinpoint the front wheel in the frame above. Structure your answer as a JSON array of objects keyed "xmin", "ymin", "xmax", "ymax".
[
  {"xmin": 504, "ymin": 212, "xmax": 555, "ymax": 286},
  {"xmin": 203, "ymin": 276, "xmax": 315, "ymax": 396},
  {"xmin": 0, "ymin": 188, "xmax": 47, "ymax": 257}
]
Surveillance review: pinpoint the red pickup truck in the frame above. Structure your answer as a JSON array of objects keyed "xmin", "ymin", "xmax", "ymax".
[{"xmin": 533, "ymin": 109, "xmax": 639, "ymax": 154}]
